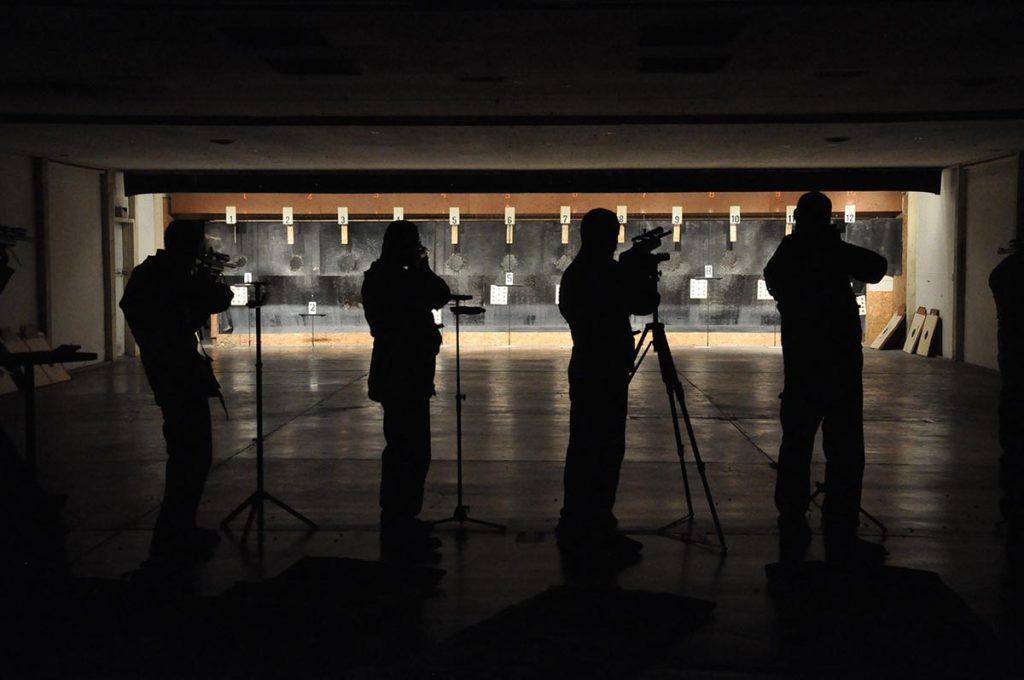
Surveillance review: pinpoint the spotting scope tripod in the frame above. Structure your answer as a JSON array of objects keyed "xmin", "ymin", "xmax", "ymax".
[
  {"xmin": 432, "ymin": 293, "xmax": 506, "ymax": 535},
  {"xmin": 630, "ymin": 309, "xmax": 727, "ymax": 552},
  {"xmin": 221, "ymin": 281, "xmax": 318, "ymax": 542}
]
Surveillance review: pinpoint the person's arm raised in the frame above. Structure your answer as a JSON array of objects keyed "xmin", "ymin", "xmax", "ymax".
[{"xmin": 841, "ymin": 242, "xmax": 888, "ymax": 284}]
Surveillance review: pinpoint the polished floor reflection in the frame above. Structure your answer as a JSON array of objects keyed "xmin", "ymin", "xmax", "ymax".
[{"xmin": 1, "ymin": 345, "xmax": 1019, "ymax": 675}]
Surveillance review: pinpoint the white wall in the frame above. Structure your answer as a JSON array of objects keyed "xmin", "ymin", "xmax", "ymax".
[
  {"xmin": 962, "ymin": 156, "xmax": 1019, "ymax": 370},
  {"xmin": 0, "ymin": 154, "xmax": 37, "ymax": 334},
  {"xmin": 132, "ymin": 193, "xmax": 164, "ymax": 264},
  {"xmin": 4, "ymin": 178, "xmax": 182, "ymax": 367},
  {"xmin": 46, "ymin": 162, "xmax": 105, "ymax": 366},
  {"xmin": 906, "ymin": 169, "xmax": 958, "ymax": 358}
]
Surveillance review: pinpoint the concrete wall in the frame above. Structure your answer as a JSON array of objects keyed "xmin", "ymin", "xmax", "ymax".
[
  {"xmin": 962, "ymin": 156, "xmax": 1019, "ymax": 370},
  {"xmin": 906, "ymin": 170, "xmax": 959, "ymax": 358},
  {"xmin": 0, "ymin": 154, "xmax": 37, "ymax": 335},
  {"xmin": 46, "ymin": 162, "xmax": 105, "ymax": 366}
]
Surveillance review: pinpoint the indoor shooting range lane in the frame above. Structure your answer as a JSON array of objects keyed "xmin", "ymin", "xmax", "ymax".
[
  {"xmin": 205, "ymin": 215, "xmax": 902, "ymax": 339},
  {"xmin": 0, "ymin": 345, "xmax": 1012, "ymax": 670}
]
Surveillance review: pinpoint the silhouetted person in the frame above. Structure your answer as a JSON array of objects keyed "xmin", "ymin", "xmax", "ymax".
[
  {"xmin": 120, "ymin": 220, "xmax": 232, "ymax": 570},
  {"xmin": 990, "ymin": 241, "xmax": 1024, "ymax": 566},
  {"xmin": 556, "ymin": 208, "xmax": 648, "ymax": 562},
  {"xmin": 362, "ymin": 220, "xmax": 450, "ymax": 560},
  {"xmin": 764, "ymin": 192, "xmax": 888, "ymax": 564}
]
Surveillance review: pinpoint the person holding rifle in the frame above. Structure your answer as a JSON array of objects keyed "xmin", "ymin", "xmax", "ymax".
[
  {"xmin": 764, "ymin": 192, "xmax": 888, "ymax": 565},
  {"xmin": 120, "ymin": 219, "xmax": 233, "ymax": 573},
  {"xmin": 362, "ymin": 220, "xmax": 451, "ymax": 561}
]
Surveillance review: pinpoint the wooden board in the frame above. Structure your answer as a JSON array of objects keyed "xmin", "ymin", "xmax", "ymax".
[
  {"xmin": 22, "ymin": 335, "xmax": 72, "ymax": 382},
  {"xmin": 870, "ymin": 309, "xmax": 906, "ymax": 350},
  {"xmin": 903, "ymin": 306, "xmax": 928, "ymax": 354},
  {"xmin": 916, "ymin": 309, "xmax": 942, "ymax": 357},
  {"xmin": 1, "ymin": 338, "xmax": 53, "ymax": 387}
]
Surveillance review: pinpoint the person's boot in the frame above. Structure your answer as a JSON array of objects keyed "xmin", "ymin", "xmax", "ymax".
[
  {"xmin": 824, "ymin": 533, "xmax": 888, "ymax": 567},
  {"xmin": 777, "ymin": 513, "xmax": 812, "ymax": 563},
  {"xmin": 150, "ymin": 523, "xmax": 220, "ymax": 565},
  {"xmin": 128, "ymin": 552, "xmax": 196, "ymax": 603},
  {"xmin": 607, "ymin": 532, "xmax": 643, "ymax": 557},
  {"xmin": 557, "ymin": 523, "xmax": 641, "ymax": 568},
  {"xmin": 381, "ymin": 514, "xmax": 441, "ymax": 562},
  {"xmin": 190, "ymin": 526, "xmax": 221, "ymax": 562}
]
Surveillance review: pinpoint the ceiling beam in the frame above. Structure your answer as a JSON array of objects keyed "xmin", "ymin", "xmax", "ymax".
[{"xmin": 125, "ymin": 167, "xmax": 941, "ymax": 195}]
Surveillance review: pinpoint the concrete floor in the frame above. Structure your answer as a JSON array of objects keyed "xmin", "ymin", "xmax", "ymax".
[{"xmin": 2, "ymin": 344, "xmax": 1021, "ymax": 675}]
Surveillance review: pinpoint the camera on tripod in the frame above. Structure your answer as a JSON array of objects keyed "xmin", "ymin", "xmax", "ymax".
[{"xmin": 619, "ymin": 226, "xmax": 670, "ymax": 316}]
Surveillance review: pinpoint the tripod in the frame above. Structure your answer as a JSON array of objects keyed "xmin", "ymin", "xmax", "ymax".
[
  {"xmin": 221, "ymin": 282, "xmax": 318, "ymax": 541},
  {"xmin": 631, "ymin": 311, "xmax": 727, "ymax": 552},
  {"xmin": 808, "ymin": 482, "xmax": 888, "ymax": 534},
  {"xmin": 433, "ymin": 295, "xmax": 506, "ymax": 534}
]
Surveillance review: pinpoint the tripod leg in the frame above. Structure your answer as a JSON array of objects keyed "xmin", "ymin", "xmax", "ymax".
[
  {"xmin": 673, "ymin": 382, "xmax": 728, "ymax": 553},
  {"xmin": 220, "ymin": 492, "xmax": 257, "ymax": 529},
  {"xmin": 257, "ymin": 490, "xmax": 266, "ymax": 534},
  {"xmin": 462, "ymin": 516, "xmax": 507, "ymax": 532},
  {"xmin": 859, "ymin": 505, "xmax": 887, "ymax": 534},
  {"xmin": 664, "ymin": 381, "xmax": 696, "ymax": 519},
  {"xmin": 811, "ymin": 481, "xmax": 886, "ymax": 534},
  {"xmin": 630, "ymin": 334, "xmax": 653, "ymax": 382},
  {"xmin": 432, "ymin": 506, "xmax": 505, "ymax": 533},
  {"xmin": 264, "ymin": 491, "xmax": 320, "ymax": 529},
  {"xmin": 241, "ymin": 502, "xmax": 258, "ymax": 542}
]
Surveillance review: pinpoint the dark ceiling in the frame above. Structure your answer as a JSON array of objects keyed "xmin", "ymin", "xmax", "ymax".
[{"xmin": 1, "ymin": 1, "xmax": 1022, "ymax": 187}]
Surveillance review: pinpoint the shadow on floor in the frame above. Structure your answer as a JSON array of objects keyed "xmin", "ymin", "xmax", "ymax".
[
  {"xmin": 8, "ymin": 556, "xmax": 444, "ymax": 679},
  {"xmin": 370, "ymin": 585, "xmax": 716, "ymax": 680},
  {"xmin": 766, "ymin": 561, "xmax": 1009, "ymax": 679},
  {"xmin": 7, "ymin": 553, "xmax": 1014, "ymax": 679}
]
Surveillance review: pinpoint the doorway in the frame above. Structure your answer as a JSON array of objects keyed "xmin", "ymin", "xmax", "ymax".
[{"xmin": 113, "ymin": 215, "xmax": 136, "ymax": 357}]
